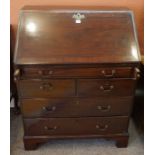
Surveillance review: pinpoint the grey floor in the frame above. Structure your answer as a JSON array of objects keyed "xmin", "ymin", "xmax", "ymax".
[{"xmin": 11, "ymin": 111, "xmax": 144, "ymax": 155}]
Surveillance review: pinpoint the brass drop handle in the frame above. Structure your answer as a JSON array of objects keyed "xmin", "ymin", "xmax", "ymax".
[
  {"xmin": 42, "ymin": 106, "xmax": 56, "ymax": 112},
  {"xmin": 96, "ymin": 124, "xmax": 108, "ymax": 131},
  {"xmin": 135, "ymin": 67, "xmax": 141, "ymax": 79},
  {"xmin": 97, "ymin": 105, "xmax": 111, "ymax": 112},
  {"xmin": 14, "ymin": 69, "xmax": 20, "ymax": 76},
  {"xmin": 101, "ymin": 69, "xmax": 115, "ymax": 77},
  {"xmin": 44, "ymin": 126, "xmax": 57, "ymax": 131},
  {"xmin": 40, "ymin": 83, "xmax": 53, "ymax": 91},
  {"xmin": 99, "ymin": 85, "xmax": 114, "ymax": 92},
  {"xmin": 14, "ymin": 69, "xmax": 20, "ymax": 81}
]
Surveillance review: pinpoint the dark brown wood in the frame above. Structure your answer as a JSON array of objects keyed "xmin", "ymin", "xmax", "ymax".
[
  {"xmin": 23, "ymin": 133, "xmax": 129, "ymax": 150},
  {"xmin": 14, "ymin": 7, "xmax": 140, "ymax": 65},
  {"xmin": 24, "ymin": 136, "xmax": 48, "ymax": 150},
  {"xmin": 14, "ymin": 7, "xmax": 141, "ymax": 150},
  {"xmin": 21, "ymin": 66, "xmax": 134, "ymax": 78},
  {"xmin": 18, "ymin": 79, "xmax": 75, "ymax": 98},
  {"xmin": 21, "ymin": 97, "xmax": 133, "ymax": 118},
  {"xmin": 78, "ymin": 79, "xmax": 136, "ymax": 97},
  {"xmin": 115, "ymin": 135, "xmax": 129, "ymax": 148},
  {"xmin": 24, "ymin": 116, "xmax": 129, "ymax": 136}
]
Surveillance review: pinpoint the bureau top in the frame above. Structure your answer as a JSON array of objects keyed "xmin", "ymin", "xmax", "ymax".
[{"xmin": 14, "ymin": 6, "xmax": 141, "ymax": 65}]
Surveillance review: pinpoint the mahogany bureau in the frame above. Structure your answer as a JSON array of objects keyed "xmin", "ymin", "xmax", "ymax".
[{"xmin": 14, "ymin": 6, "xmax": 141, "ymax": 150}]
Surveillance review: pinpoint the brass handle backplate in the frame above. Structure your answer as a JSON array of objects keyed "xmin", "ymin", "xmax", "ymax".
[
  {"xmin": 44, "ymin": 126, "xmax": 57, "ymax": 131},
  {"xmin": 97, "ymin": 105, "xmax": 111, "ymax": 112},
  {"xmin": 99, "ymin": 85, "xmax": 114, "ymax": 92},
  {"xmin": 101, "ymin": 69, "xmax": 116, "ymax": 77},
  {"xmin": 42, "ymin": 106, "xmax": 56, "ymax": 112},
  {"xmin": 14, "ymin": 69, "xmax": 20, "ymax": 82},
  {"xmin": 40, "ymin": 83, "xmax": 53, "ymax": 91},
  {"xmin": 135, "ymin": 67, "xmax": 141, "ymax": 79},
  {"xmin": 96, "ymin": 124, "xmax": 108, "ymax": 131}
]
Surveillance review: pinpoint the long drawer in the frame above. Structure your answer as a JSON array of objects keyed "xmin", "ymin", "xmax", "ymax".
[
  {"xmin": 78, "ymin": 79, "xmax": 136, "ymax": 97},
  {"xmin": 18, "ymin": 79, "xmax": 75, "ymax": 98},
  {"xmin": 24, "ymin": 116, "xmax": 129, "ymax": 136},
  {"xmin": 21, "ymin": 97, "xmax": 133, "ymax": 118},
  {"xmin": 21, "ymin": 66, "xmax": 134, "ymax": 78}
]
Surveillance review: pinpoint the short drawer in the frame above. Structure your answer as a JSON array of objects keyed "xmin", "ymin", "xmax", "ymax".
[
  {"xmin": 78, "ymin": 79, "xmax": 135, "ymax": 97},
  {"xmin": 21, "ymin": 97, "xmax": 133, "ymax": 118},
  {"xmin": 18, "ymin": 79, "xmax": 75, "ymax": 98},
  {"xmin": 24, "ymin": 116, "xmax": 129, "ymax": 136},
  {"xmin": 21, "ymin": 66, "xmax": 133, "ymax": 78}
]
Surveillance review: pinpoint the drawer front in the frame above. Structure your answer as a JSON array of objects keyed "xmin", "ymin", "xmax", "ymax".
[
  {"xmin": 22, "ymin": 67, "xmax": 133, "ymax": 78},
  {"xmin": 78, "ymin": 79, "xmax": 135, "ymax": 97},
  {"xmin": 21, "ymin": 97, "xmax": 133, "ymax": 118},
  {"xmin": 19, "ymin": 80, "xmax": 75, "ymax": 98},
  {"xmin": 24, "ymin": 116, "xmax": 129, "ymax": 136}
]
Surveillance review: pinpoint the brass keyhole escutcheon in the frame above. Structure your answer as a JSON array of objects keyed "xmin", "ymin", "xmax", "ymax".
[
  {"xmin": 72, "ymin": 13, "xmax": 85, "ymax": 23},
  {"xmin": 76, "ymin": 100, "xmax": 80, "ymax": 105}
]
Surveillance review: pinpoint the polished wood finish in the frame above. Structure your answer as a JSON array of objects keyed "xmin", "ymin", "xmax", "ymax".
[
  {"xmin": 22, "ymin": 66, "xmax": 134, "ymax": 78},
  {"xmin": 14, "ymin": 7, "xmax": 140, "ymax": 65},
  {"xmin": 19, "ymin": 79, "xmax": 75, "ymax": 98},
  {"xmin": 19, "ymin": 79, "xmax": 135, "ymax": 98},
  {"xmin": 23, "ymin": 133, "xmax": 129, "ymax": 150},
  {"xmin": 14, "ymin": 7, "xmax": 141, "ymax": 150},
  {"xmin": 24, "ymin": 116, "xmax": 129, "ymax": 136},
  {"xmin": 78, "ymin": 79, "xmax": 135, "ymax": 97},
  {"xmin": 21, "ymin": 97, "xmax": 133, "ymax": 118}
]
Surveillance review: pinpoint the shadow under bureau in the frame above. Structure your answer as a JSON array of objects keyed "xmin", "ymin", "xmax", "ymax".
[{"xmin": 14, "ymin": 6, "xmax": 141, "ymax": 150}]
